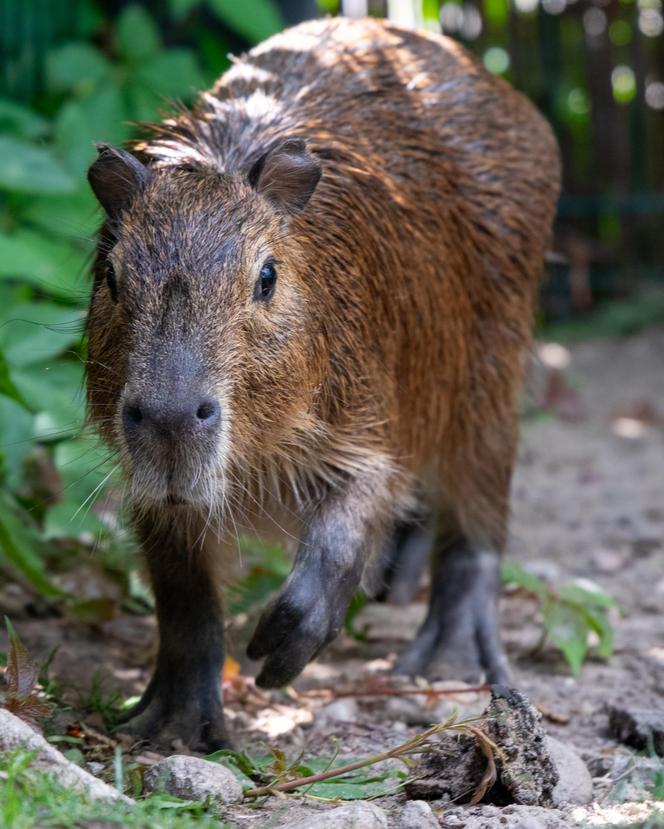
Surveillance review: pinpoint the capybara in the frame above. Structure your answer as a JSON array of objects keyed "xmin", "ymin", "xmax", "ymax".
[{"xmin": 86, "ymin": 16, "xmax": 560, "ymax": 750}]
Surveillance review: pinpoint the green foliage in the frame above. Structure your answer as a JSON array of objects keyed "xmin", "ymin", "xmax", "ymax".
[
  {"xmin": 208, "ymin": 748, "xmax": 408, "ymax": 800},
  {"xmin": 0, "ymin": 0, "xmax": 252, "ymax": 602},
  {"xmin": 501, "ymin": 561, "xmax": 616, "ymax": 674},
  {"xmin": 208, "ymin": 0, "xmax": 284, "ymax": 43},
  {"xmin": 540, "ymin": 289, "xmax": 664, "ymax": 343},
  {"xmin": 228, "ymin": 536, "xmax": 291, "ymax": 615},
  {"xmin": 0, "ymin": 751, "xmax": 229, "ymax": 829}
]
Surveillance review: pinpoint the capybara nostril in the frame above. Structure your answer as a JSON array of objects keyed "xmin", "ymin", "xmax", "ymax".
[
  {"xmin": 196, "ymin": 398, "xmax": 221, "ymax": 426},
  {"xmin": 123, "ymin": 401, "xmax": 143, "ymax": 428}
]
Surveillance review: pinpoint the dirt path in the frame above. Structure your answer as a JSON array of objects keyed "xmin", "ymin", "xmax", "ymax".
[{"xmin": 2, "ymin": 327, "xmax": 663, "ymax": 827}]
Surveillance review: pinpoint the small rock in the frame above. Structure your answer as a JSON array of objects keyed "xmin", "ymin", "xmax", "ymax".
[
  {"xmin": 607, "ymin": 705, "xmax": 664, "ymax": 756},
  {"xmin": 143, "ymin": 755, "xmax": 243, "ymax": 804},
  {"xmin": 440, "ymin": 811, "xmax": 465, "ymax": 828},
  {"xmin": 276, "ymin": 801, "xmax": 387, "ymax": 829},
  {"xmin": 443, "ymin": 804, "xmax": 570, "ymax": 829},
  {"xmin": 391, "ymin": 800, "xmax": 439, "ymax": 829},
  {"xmin": 545, "ymin": 737, "xmax": 593, "ymax": 806},
  {"xmin": 0, "ymin": 709, "xmax": 129, "ymax": 803},
  {"xmin": 318, "ymin": 698, "xmax": 359, "ymax": 724}
]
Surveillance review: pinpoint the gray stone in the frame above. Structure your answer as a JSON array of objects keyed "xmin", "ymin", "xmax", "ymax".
[
  {"xmin": 143, "ymin": 754, "xmax": 243, "ymax": 804},
  {"xmin": 276, "ymin": 801, "xmax": 388, "ymax": 829},
  {"xmin": 441, "ymin": 805, "xmax": 570, "ymax": 829},
  {"xmin": 318, "ymin": 698, "xmax": 359, "ymax": 724},
  {"xmin": 545, "ymin": 737, "xmax": 593, "ymax": 806},
  {"xmin": 0, "ymin": 709, "xmax": 130, "ymax": 803},
  {"xmin": 391, "ymin": 799, "xmax": 439, "ymax": 829}
]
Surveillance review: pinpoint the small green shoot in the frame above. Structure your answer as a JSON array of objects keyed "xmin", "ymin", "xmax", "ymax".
[{"xmin": 0, "ymin": 750, "xmax": 229, "ymax": 829}]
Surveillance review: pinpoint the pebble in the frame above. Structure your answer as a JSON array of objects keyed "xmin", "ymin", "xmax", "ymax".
[
  {"xmin": 275, "ymin": 801, "xmax": 387, "ymax": 829},
  {"xmin": 391, "ymin": 800, "xmax": 439, "ymax": 829},
  {"xmin": 546, "ymin": 737, "xmax": 593, "ymax": 806},
  {"xmin": 143, "ymin": 754, "xmax": 243, "ymax": 804}
]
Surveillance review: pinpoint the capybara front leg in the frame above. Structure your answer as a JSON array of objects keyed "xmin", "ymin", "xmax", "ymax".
[
  {"xmin": 247, "ymin": 471, "xmax": 394, "ymax": 688},
  {"xmin": 119, "ymin": 512, "xmax": 229, "ymax": 752}
]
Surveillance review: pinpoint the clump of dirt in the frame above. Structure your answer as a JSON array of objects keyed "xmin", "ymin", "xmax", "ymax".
[{"xmin": 406, "ymin": 686, "xmax": 559, "ymax": 806}]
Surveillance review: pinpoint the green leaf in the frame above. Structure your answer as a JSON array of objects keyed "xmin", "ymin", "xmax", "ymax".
[
  {"xmin": 137, "ymin": 49, "xmax": 206, "ymax": 101},
  {"xmin": 581, "ymin": 605, "xmax": 614, "ymax": 660},
  {"xmin": 0, "ymin": 349, "xmax": 30, "ymax": 409},
  {"xmin": 19, "ymin": 186, "xmax": 100, "ymax": 241},
  {"xmin": 542, "ymin": 598, "xmax": 588, "ymax": 674},
  {"xmin": 0, "ymin": 491, "xmax": 66, "ymax": 598},
  {"xmin": 558, "ymin": 583, "xmax": 615, "ymax": 609},
  {"xmin": 5, "ymin": 616, "xmax": 39, "ymax": 697},
  {"xmin": 12, "ymin": 360, "xmax": 86, "ymax": 438},
  {"xmin": 46, "ymin": 43, "xmax": 112, "ymax": 94},
  {"xmin": 207, "ymin": 751, "xmax": 260, "ymax": 789},
  {"xmin": 0, "ymin": 137, "xmax": 77, "ymax": 195},
  {"xmin": 208, "ymin": 0, "xmax": 283, "ymax": 43},
  {"xmin": 0, "ymin": 229, "xmax": 91, "ymax": 302},
  {"xmin": 305, "ymin": 766, "xmax": 406, "ymax": 800},
  {"xmin": 54, "ymin": 84, "xmax": 130, "ymax": 179},
  {"xmin": 170, "ymin": 0, "xmax": 200, "ymax": 18},
  {"xmin": 52, "ymin": 436, "xmax": 116, "ymax": 505},
  {"xmin": 42, "ymin": 435, "xmax": 118, "ymax": 540},
  {"xmin": 43, "ymin": 501, "xmax": 109, "ymax": 541},
  {"xmin": 501, "ymin": 560, "xmax": 548, "ymax": 598},
  {"xmin": 0, "ymin": 100, "xmax": 49, "ymax": 139},
  {"xmin": 116, "ymin": 5, "xmax": 161, "ymax": 61},
  {"xmin": 0, "ymin": 302, "xmax": 84, "ymax": 367},
  {"xmin": 40, "ymin": 436, "xmax": 118, "ymax": 541},
  {"xmin": 228, "ymin": 535, "xmax": 290, "ymax": 614},
  {"xmin": 208, "ymin": 752, "xmax": 406, "ymax": 799},
  {"xmin": 0, "ymin": 394, "xmax": 34, "ymax": 488}
]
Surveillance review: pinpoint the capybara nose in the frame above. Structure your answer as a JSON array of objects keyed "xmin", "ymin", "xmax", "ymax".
[{"xmin": 123, "ymin": 393, "xmax": 221, "ymax": 440}]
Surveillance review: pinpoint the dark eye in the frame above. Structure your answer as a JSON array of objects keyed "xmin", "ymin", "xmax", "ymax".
[
  {"xmin": 254, "ymin": 261, "xmax": 277, "ymax": 302},
  {"xmin": 105, "ymin": 261, "xmax": 118, "ymax": 304}
]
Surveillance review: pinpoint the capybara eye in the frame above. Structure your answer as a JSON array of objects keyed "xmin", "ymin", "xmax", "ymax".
[
  {"xmin": 105, "ymin": 261, "xmax": 118, "ymax": 304},
  {"xmin": 255, "ymin": 262, "xmax": 277, "ymax": 301}
]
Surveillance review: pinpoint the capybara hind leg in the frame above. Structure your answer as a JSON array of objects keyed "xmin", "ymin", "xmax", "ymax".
[
  {"xmin": 394, "ymin": 537, "xmax": 508, "ymax": 684},
  {"xmin": 371, "ymin": 517, "xmax": 433, "ymax": 605},
  {"xmin": 120, "ymin": 511, "xmax": 230, "ymax": 752}
]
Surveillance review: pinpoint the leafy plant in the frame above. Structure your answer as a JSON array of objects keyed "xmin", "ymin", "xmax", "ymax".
[
  {"xmin": 207, "ymin": 713, "xmax": 497, "ymax": 802},
  {"xmin": 0, "ymin": 617, "xmax": 53, "ymax": 727},
  {"xmin": 501, "ymin": 561, "xmax": 616, "ymax": 674}
]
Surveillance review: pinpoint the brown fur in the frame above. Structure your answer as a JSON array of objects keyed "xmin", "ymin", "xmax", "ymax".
[{"xmin": 85, "ymin": 17, "xmax": 560, "ymax": 747}]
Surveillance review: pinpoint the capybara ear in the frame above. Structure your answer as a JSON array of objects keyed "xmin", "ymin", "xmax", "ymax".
[
  {"xmin": 248, "ymin": 138, "xmax": 321, "ymax": 213},
  {"xmin": 88, "ymin": 144, "xmax": 151, "ymax": 218}
]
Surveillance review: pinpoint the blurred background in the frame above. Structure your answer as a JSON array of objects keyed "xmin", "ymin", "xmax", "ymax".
[{"xmin": 0, "ymin": 0, "xmax": 662, "ymax": 612}]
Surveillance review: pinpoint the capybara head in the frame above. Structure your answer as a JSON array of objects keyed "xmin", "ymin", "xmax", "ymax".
[{"xmin": 86, "ymin": 140, "xmax": 322, "ymax": 511}]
